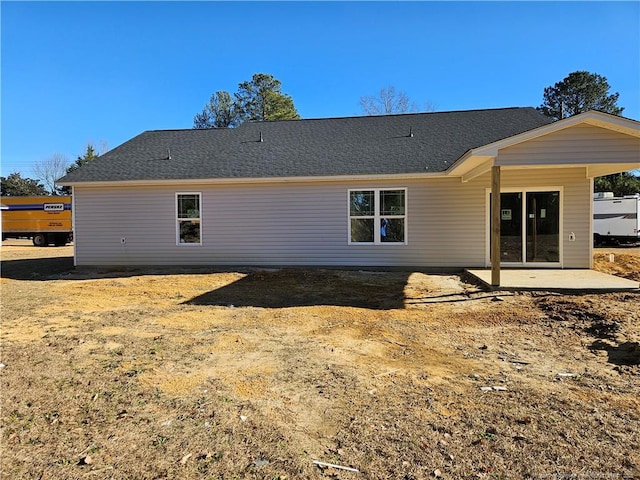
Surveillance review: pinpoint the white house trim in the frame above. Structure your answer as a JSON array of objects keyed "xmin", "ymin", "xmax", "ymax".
[
  {"xmin": 347, "ymin": 187, "xmax": 408, "ymax": 246},
  {"xmin": 175, "ymin": 192, "xmax": 203, "ymax": 247},
  {"xmin": 61, "ymin": 172, "xmax": 448, "ymax": 189}
]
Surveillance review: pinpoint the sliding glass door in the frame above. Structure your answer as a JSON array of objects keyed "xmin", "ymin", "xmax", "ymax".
[
  {"xmin": 500, "ymin": 193, "xmax": 522, "ymax": 262},
  {"xmin": 490, "ymin": 190, "xmax": 560, "ymax": 265},
  {"xmin": 526, "ymin": 191, "xmax": 560, "ymax": 263}
]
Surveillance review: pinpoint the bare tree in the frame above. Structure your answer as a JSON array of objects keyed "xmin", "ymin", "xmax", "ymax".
[
  {"xmin": 194, "ymin": 91, "xmax": 240, "ymax": 128},
  {"xmin": 422, "ymin": 100, "xmax": 437, "ymax": 113},
  {"xmin": 32, "ymin": 153, "xmax": 70, "ymax": 195},
  {"xmin": 360, "ymin": 86, "xmax": 435, "ymax": 116},
  {"xmin": 92, "ymin": 139, "xmax": 109, "ymax": 156}
]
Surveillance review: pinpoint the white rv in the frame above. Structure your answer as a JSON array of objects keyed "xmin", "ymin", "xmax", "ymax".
[{"xmin": 593, "ymin": 192, "xmax": 640, "ymax": 245}]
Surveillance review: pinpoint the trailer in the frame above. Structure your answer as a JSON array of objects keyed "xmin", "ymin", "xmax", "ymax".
[
  {"xmin": 593, "ymin": 192, "xmax": 640, "ymax": 246},
  {"xmin": 1, "ymin": 196, "xmax": 73, "ymax": 246}
]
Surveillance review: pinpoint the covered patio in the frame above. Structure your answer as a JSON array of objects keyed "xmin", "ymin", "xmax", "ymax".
[
  {"xmin": 447, "ymin": 111, "xmax": 640, "ymax": 288},
  {"xmin": 466, "ymin": 268, "xmax": 639, "ymax": 292}
]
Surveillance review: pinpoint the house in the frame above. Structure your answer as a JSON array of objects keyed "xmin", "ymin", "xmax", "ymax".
[{"xmin": 58, "ymin": 108, "xmax": 640, "ymax": 279}]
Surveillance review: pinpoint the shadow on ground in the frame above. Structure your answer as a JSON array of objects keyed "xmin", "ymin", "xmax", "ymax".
[
  {"xmin": 0, "ymin": 256, "xmax": 228, "ymax": 282},
  {"xmin": 1, "ymin": 258, "xmax": 412, "ymax": 310},
  {"xmin": 1, "ymin": 256, "xmax": 75, "ymax": 280},
  {"xmin": 589, "ymin": 340, "xmax": 640, "ymax": 366},
  {"xmin": 184, "ymin": 269, "xmax": 410, "ymax": 309}
]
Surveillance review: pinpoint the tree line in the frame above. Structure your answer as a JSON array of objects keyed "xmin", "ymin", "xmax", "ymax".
[
  {"xmin": 192, "ymin": 70, "xmax": 627, "ymax": 126},
  {"xmin": 193, "ymin": 73, "xmax": 300, "ymax": 128},
  {"xmin": 2, "ymin": 71, "xmax": 638, "ymax": 197}
]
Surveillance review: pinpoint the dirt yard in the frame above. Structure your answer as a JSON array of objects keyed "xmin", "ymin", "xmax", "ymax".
[
  {"xmin": 594, "ymin": 245, "xmax": 640, "ymax": 282},
  {"xmin": 1, "ymin": 240, "xmax": 639, "ymax": 479}
]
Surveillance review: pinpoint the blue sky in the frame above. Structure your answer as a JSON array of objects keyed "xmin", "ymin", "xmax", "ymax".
[{"xmin": 2, "ymin": 1, "xmax": 639, "ymax": 178}]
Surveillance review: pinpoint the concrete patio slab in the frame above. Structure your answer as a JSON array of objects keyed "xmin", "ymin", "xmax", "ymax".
[{"xmin": 465, "ymin": 269, "xmax": 639, "ymax": 292}]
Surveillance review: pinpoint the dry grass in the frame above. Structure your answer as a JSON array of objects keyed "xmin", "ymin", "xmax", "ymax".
[{"xmin": 1, "ymin": 241, "xmax": 639, "ymax": 479}]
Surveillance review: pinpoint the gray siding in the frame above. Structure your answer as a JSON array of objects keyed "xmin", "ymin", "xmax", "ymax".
[
  {"xmin": 74, "ymin": 179, "xmax": 486, "ymax": 268},
  {"xmin": 73, "ymin": 167, "xmax": 591, "ymax": 268},
  {"xmin": 496, "ymin": 124, "xmax": 640, "ymax": 166}
]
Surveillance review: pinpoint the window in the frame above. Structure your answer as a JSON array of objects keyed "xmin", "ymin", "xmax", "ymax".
[
  {"xmin": 176, "ymin": 193, "xmax": 201, "ymax": 245},
  {"xmin": 349, "ymin": 188, "xmax": 406, "ymax": 244}
]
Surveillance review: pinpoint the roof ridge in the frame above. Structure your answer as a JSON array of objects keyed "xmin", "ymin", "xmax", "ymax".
[
  {"xmin": 141, "ymin": 107, "xmax": 537, "ymax": 133},
  {"xmin": 243, "ymin": 106, "xmax": 535, "ymax": 125},
  {"xmin": 143, "ymin": 127, "xmax": 232, "ymax": 133}
]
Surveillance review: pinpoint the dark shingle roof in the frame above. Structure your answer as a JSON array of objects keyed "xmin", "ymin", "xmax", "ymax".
[{"xmin": 58, "ymin": 107, "xmax": 551, "ymax": 183}]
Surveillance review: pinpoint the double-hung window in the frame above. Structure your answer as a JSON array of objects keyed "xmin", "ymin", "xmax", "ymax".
[
  {"xmin": 176, "ymin": 193, "xmax": 201, "ymax": 245},
  {"xmin": 349, "ymin": 188, "xmax": 407, "ymax": 244}
]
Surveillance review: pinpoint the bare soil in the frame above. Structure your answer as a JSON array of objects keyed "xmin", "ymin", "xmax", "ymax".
[
  {"xmin": 594, "ymin": 245, "xmax": 640, "ymax": 282},
  {"xmin": 1, "ymin": 240, "xmax": 639, "ymax": 479}
]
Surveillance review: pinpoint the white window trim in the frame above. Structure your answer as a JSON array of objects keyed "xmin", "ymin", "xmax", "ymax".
[
  {"xmin": 347, "ymin": 188, "xmax": 408, "ymax": 245},
  {"xmin": 176, "ymin": 192, "xmax": 202, "ymax": 246},
  {"xmin": 484, "ymin": 186, "xmax": 563, "ymax": 267}
]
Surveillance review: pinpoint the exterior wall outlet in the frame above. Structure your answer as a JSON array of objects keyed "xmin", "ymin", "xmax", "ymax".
[
  {"xmin": 568, "ymin": 232, "xmax": 575, "ymax": 242},
  {"xmin": 121, "ymin": 237, "xmax": 126, "ymax": 244}
]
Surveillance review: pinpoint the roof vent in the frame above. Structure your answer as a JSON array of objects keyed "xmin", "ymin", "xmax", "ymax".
[
  {"xmin": 167, "ymin": 147, "xmax": 172, "ymax": 160},
  {"xmin": 409, "ymin": 126, "xmax": 414, "ymax": 138},
  {"xmin": 260, "ymin": 131, "xmax": 264, "ymax": 143}
]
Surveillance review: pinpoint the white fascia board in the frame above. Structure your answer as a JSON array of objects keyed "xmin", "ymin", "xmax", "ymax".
[
  {"xmin": 59, "ymin": 171, "xmax": 449, "ymax": 188},
  {"xmin": 485, "ymin": 163, "xmax": 639, "ymax": 176},
  {"xmin": 447, "ymin": 152, "xmax": 496, "ymax": 178},
  {"xmin": 582, "ymin": 112, "xmax": 640, "ymax": 137},
  {"xmin": 461, "ymin": 159, "xmax": 495, "ymax": 183}
]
